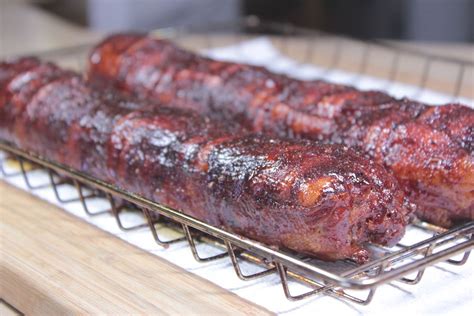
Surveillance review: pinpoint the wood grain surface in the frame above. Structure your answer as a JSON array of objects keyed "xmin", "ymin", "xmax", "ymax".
[{"xmin": 0, "ymin": 182, "xmax": 271, "ymax": 315}]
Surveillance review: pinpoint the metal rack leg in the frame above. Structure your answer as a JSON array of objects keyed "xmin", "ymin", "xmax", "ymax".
[
  {"xmin": 48, "ymin": 171, "xmax": 90, "ymax": 203},
  {"xmin": 182, "ymin": 224, "xmax": 228, "ymax": 262},
  {"xmin": 276, "ymin": 262, "xmax": 326, "ymax": 301},
  {"xmin": 74, "ymin": 180, "xmax": 110, "ymax": 216},
  {"xmin": 0, "ymin": 156, "xmax": 22, "ymax": 177},
  {"xmin": 398, "ymin": 243, "xmax": 436, "ymax": 284},
  {"xmin": 275, "ymin": 261, "xmax": 385, "ymax": 305},
  {"xmin": 143, "ymin": 208, "xmax": 185, "ymax": 248},
  {"xmin": 452, "ymin": 65, "xmax": 465, "ymax": 101},
  {"xmin": 225, "ymin": 241, "xmax": 275, "ymax": 280},
  {"xmin": 381, "ymin": 51, "xmax": 400, "ymax": 91},
  {"xmin": 320, "ymin": 37, "xmax": 343, "ymax": 77},
  {"xmin": 447, "ymin": 250, "xmax": 471, "ymax": 266},
  {"xmin": 349, "ymin": 44, "xmax": 371, "ymax": 84},
  {"xmin": 412, "ymin": 57, "xmax": 432, "ymax": 99},
  {"xmin": 108, "ymin": 195, "xmax": 149, "ymax": 231},
  {"xmin": 18, "ymin": 157, "xmax": 53, "ymax": 189}
]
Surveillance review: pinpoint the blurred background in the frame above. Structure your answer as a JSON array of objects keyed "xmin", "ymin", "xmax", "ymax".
[
  {"xmin": 1, "ymin": 0, "xmax": 473, "ymax": 60},
  {"xmin": 11, "ymin": 0, "xmax": 474, "ymax": 42}
]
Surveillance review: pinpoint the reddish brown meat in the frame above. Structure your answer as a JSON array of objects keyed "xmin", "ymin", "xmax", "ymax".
[
  {"xmin": 1, "ymin": 57, "xmax": 41, "ymax": 141},
  {"xmin": 0, "ymin": 60, "xmax": 411, "ymax": 263},
  {"xmin": 87, "ymin": 34, "xmax": 474, "ymax": 227}
]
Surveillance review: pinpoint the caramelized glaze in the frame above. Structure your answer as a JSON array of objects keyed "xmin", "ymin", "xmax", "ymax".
[
  {"xmin": 88, "ymin": 34, "xmax": 474, "ymax": 227},
  {"xmin": 0, "ymin": 60, "xmax": 412, "ymax": 263}
]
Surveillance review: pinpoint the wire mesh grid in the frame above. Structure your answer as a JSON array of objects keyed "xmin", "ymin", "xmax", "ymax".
[{"xmin": 1, "ymin": 17, "xmax": 473, "ymax": 306}]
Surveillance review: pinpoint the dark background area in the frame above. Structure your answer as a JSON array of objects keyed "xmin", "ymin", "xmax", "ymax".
[
  {"xmin": 34, "ymin": 0, "xmax": 474, "ymax": 42},
  {"xmin": 244, "ymin": 0, "xmax": 474, "ymax": 41}
]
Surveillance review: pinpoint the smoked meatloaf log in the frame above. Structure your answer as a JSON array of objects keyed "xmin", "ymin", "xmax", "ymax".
[
  {"xmin": 0, "ymin": 59, "xmax": 411, "ymax": 263},
  {"xmin": 87, "ymin": 34, "xmax": 474, "ymax": 228}
]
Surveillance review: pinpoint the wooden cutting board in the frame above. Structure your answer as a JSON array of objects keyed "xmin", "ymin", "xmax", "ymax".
[{"xmin": 0, "ymin": 181, "xmax": 272, "ymax": 315}]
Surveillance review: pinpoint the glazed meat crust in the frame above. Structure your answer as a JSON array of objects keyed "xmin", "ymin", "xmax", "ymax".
[
  {"xmin": 0, "ymin": 60, "xmax": 411, "ymax": 263},
  {"xmin": 88, "ymin": 34, "xmax": 474, "ymax": 227},
  {"xmin": 1, "ymin": 57, "xmax": 41, "ymax": 141}
]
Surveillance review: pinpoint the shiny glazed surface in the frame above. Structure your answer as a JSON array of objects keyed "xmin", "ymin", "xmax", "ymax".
[
  {"xmin": 88, "ymin": 34, "xmax": 474, "ymax": 227},
  {"xmin": 0, "ymin": 59, "xmax": 411, "ymax": 263}
]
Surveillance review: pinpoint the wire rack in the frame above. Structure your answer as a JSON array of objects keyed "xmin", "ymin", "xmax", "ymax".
[{"xmin": 1, "ymin": 17, "xmax": 473, "ymax": 306}]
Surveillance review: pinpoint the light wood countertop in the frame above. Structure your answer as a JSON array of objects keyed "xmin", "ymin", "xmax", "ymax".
[{"xmin": 0, "ymin": 182, "xmax": 271, "ymax": 315}]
